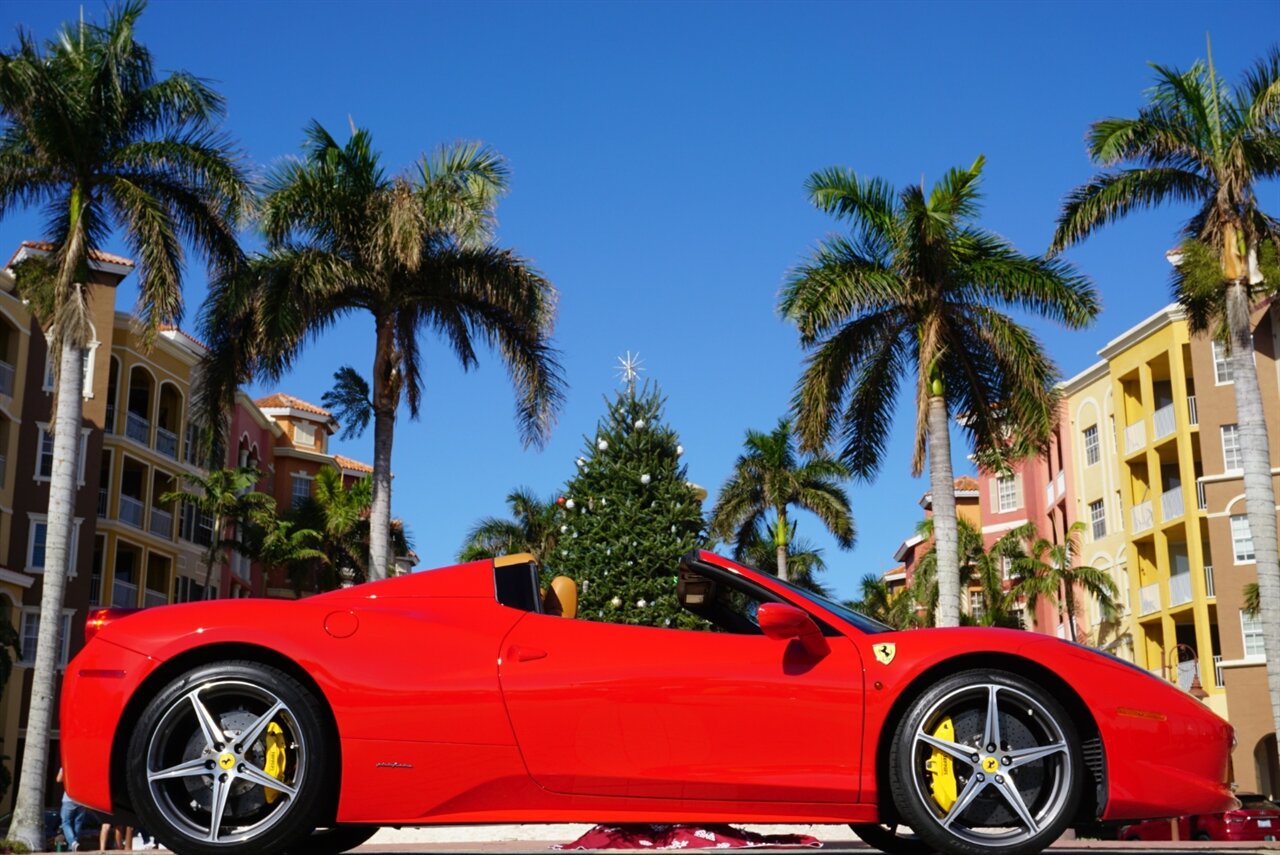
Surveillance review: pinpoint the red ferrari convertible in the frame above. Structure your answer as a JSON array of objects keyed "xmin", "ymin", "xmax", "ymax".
[{"xmin": 61, "ymin": 550, "xmax": 1234, "ymax": 855}]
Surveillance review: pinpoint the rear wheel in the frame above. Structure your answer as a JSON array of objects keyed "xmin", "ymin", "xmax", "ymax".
[
  {"xmin": 126, "ymin": 661, "xmax": 332, "ymax": 855},
  {"xmin": 889, "ymin": 670, "xmax": 1080, "ymax": 855},
  {"xmin": 849, "ymin": 822, "xmax": 936, "ymax": 854}
]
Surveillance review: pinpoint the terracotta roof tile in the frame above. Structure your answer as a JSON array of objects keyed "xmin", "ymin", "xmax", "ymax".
[
  {"xmin": 9, "ymin": 240, "xmax": 135, "ymax": 268},
  {"xmin": 954, "ymin": 476, "xmax": 980, "ymax": 492},
  {"xmin": 158, "ymin": 325, "xmax": 208, "ymax": 351},
  {"xmin": 334, "ymin": 454, "xmax": 373, "ymax": 474},
  {"xmin": 254, "ymin": 393, "xmax": 333, "ymax": 418}
]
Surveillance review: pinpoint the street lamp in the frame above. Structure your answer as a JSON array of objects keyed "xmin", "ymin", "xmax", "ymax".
[{"xmin": 1165, "ymin": 642, "xmax": 1209, "ymax": 701}]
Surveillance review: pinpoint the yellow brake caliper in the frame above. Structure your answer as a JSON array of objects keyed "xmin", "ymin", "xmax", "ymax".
[
  {"xmin": 262, "ymin": 721, "xmax": 287, "ymax": 804},
  {"xmin": 925, "ymin": 716, "xmax": 957, "ymax": 812}
]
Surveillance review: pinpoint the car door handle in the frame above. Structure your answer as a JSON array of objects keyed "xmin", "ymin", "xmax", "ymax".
[{"xmin": 508, "ymin": 645, "xmax": 547, "ymax": 662}]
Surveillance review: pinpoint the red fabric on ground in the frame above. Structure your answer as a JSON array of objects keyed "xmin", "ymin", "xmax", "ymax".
[{"xmin": 553, "ymin": 823, "xmax": 823, "ymax": 849}]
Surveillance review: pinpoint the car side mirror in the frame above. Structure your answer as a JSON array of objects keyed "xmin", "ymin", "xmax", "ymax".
[{"xmin": 757, "ymin": 602, "xmax": 829, "ymax": 657}]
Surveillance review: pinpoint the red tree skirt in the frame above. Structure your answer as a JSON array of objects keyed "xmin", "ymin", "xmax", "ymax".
[{"xmin": 554, "ymin": 824, "xmax": 823, "ymax": 850}]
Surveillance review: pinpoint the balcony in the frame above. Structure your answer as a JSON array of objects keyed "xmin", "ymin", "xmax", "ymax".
[
  {"xmin": 155, "ymin": 426, "xmax": 178, "ymax": 459},
  {"xmin": 1161, "ymin": 487, "xmax": 1184, "ymax": 523},
  {"xmin": 105, "ymin": 403, "xmax": 115, "ymax": 434},
  {"xmin": 1204, "ymin": 565, "xmax": 1216, "ymax": 598},
  {"xmin": 1197, "ymin": 480, "xmax": 1207, "ymax": 510},
  {"xmin": 0, "ymin": 359, "xmax": 13, "ymax": 397},
  {"xmin": 1045, "ymin": 481, "xmax": 1056, "ymax": 505},
  {"xmin": 144, "ymin": 589, "xmax": 168, "ymax": 609},
  {"xmin": 1124, "ymin": 420, "xmax": 1146, "ymax": 454},
  {"xmin": 1187, "ymin": 395, "xmax": 1198, "ymax": 426},
  {"xmin": 126, "ymin": 411, "xmax": 150, "ymax": 445},
  {"xmin": 1139, "ymin": 582, "xmax": 1161, "ymax": 615},
  {"xmin": 1132, "ymin": 500, "xmax": 1155, "ymax": 534},
  {"xmin": 1169, "ymin": 572, "xmax": 1193, "ymax": 606},
  {"xmin": 149, "ymin": 506, "xmax": 173, "ymax": 540},
  {"xmin": 1214, "ymin": 654, "xmax": 1224, "ymax": 688},
  {"xmin": 97, "ymin": 487, "xmax": 107, "ymax": 518},
  {"xmin": 1153, "ymin": 402, "xmax": 1177, "ymax": 440},
  {"xmin": 119, "ymin": 494, "xmax": 144, "ymax": 528},
  {"xmin": 112, "ymin": 579, "xmax": 137, "ymax": 608}
]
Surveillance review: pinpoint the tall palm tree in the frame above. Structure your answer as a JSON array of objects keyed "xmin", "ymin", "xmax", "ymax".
[
  {"xmin": 1051, "ymin": 45, "xmax": 1280, "ymax": 747},
  {"xmin": 1014, "ymin": 522, "xmax": 1119, "ymax": 643},
  {"xmin": 0, "ymin": 4, "xmax": 247, "ymax": 844},
  {"xmin": 708, "ymin": 418, "xmax": 854, "ymax": 582},
  {"xmin": 201, "ymin": 123, "xmax": 563, "ymax": 581},
  {"xmin": 459, "ymin": 488, "xmax": 562, "ymax": 564},
  {"xmin": 851, "ymin": 573, "xmax": 917, "ymax": 629},
  {"xmin": 910, "ymin": 517, "xmax": 1031, "ymax": 629},
  {"xmin": 294, "ymin": 467, "xmax": 373, "ymax": 587},
  {"xmin": 782, "ymin": 156, "xmax": 1098, "ymax": 626},
  {"xmin": 161, "ymin": 467, "xmax": 273, "ymax": 594},
  {"xmin": 734, "ymin": 520, "xmax": 832, "ymax": 596}
]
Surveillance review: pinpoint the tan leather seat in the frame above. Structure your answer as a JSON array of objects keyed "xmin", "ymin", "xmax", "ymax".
[{"xmin": 542, "ymin": 575, "xmax": 578, "ymax": 619}]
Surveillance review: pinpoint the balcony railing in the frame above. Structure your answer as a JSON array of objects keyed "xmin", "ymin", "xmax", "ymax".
[
  {"xmin": 97, "ymin": 487, "xmax": 108, "ymax": 518},
  {"xmin": 1045, "ymin": 481, "xmax": 1056, "ymax": 506},
  {"xmin": 119, "ymin": 494, "xmax": 144, "ymax": 528},
  {"xmin": 0, "ymin": 359, "xmax": 13, "ymax": 397},
  {"xmin": 1169, "ymin": 572, "xmax": 1193, "ymax": 606},
  {"xmin": 1187, "ymin": 395, "xmax": 1198, "ymax": 426},
  {"xmin": 1139, "ymin": 582, "xmax": 1161, "ymax": 615},
  {"xmin": 126, "ymin": 411, "xmax": 150, "ymax": 445},
  {"xmin": 105, "ymin": 403, "xmax": 115, "ymax": 434},
  {"xmin": 1124, "ymin": 420, "xmax": 1146, "ymax": 454},
  {"xmin": 155, "ymin": 426, "xmax": 178, "ymax": 459},
  {"xmin": 1214, "ymin": 654, "xmax": 1224, "ymax": 688},
  {"xmin": 1153, "ymin": 402, "xmax": 1177, "ymax": 440},
  {"xmin": 1204, "ymin": 565, "xmax": 1215, "ymax": 598},
  {"xmin": 149, "ymin": 506, "xmax": 173, "ymax": 540},
  {"xmin": 1161, "ymin": 487, "xmax": 1184, "ymax": 523},
  {"xmin": 112, "ymin": 579, "xmax": 137, "ymax": 608},
  {"xmin": 1132, "ymin": 500, "xmax": 1155, "ymax": 534},
  {"xmin": 1197, "ymin": 480, "xmax": 1207, "ymax": 510},
  {"xmin": 89, "ymin": 573, "xmax": 102, "ymax": 606},
  {"xmin": 144, "ymin": 589, "xmax": 168, "ymax": 609}
]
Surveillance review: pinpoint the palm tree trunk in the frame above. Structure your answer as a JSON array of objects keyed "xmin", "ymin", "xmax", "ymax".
[
  {"xmin": 775, "ymin": 508, "xmax": 789, "ymax": 583},
  {"xmin": 1065, "ymin": 580, "xmax": 1079, "ymax": 643},
  {"xmin": 201, "ymin": 515, "xmax": 220, "ymax": 599},
  {"xmin": 10, "ymin": 341, "xmax": 85, "ymax": 850},
  {"xmin": 927, "ymin": 394, "xmax": 960, "ymax": 627},
  {"xmin": 368, "ymin": 315, "xmax": 395, "ymax": 581},
  {"xmin": 1225, "ymin": 278, "xmax": 1280, "ymax": 754}
]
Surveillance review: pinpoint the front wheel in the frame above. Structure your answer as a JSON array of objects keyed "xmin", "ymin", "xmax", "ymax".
[
  {"xmin": 849, "ymin": 822, "xmax": 936, "ymax": 854},
  {"xmin": 126, "ymin": 661, "xmax": 332, "ymax": 855},
  {"xmin": 889, "ymin": 670, "xmax": 1081, "ymax": 855}
]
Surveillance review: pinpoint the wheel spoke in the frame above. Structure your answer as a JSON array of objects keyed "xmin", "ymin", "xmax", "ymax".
[
  {"xmin": 917, "ymin": 732, "xmax": 978, "ymax": 767},
  {"xmin": 1006, "ymin": 740, "xmax": 1068, "ymax": 769},
  {"xmin": 148, "ymin": 757, "xmax": 211, "ymax": 783},
  {"xmin": 238, "ymin": 761, "xmax": 298, "ymax": 799},
  {"xmin": 205, "ymin": 771, "xmax": 232, "ymax": 842},
  {"xmin": 940, "ymin": 774, "xmax": 988, "ymax": 829},
  {"xmin": 981, "ymin": 685, "xmax": 1002, "ymax": 752},
  {"xmin": 189, "ymin": 689, "xmax": 225, "ymax": 750},
  {"xmin": 235, "ymin": 699, "xmax": 285, "ymax": 751},
  {"xmin": 993, "ymin": 776, "xmax": 1040, "ymax": 835}
]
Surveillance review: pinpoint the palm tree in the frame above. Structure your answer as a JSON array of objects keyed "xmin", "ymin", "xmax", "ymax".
[
  {"xmin": 1014, "ymin": 522, "xmax": 1119, "ymax": 643},
  {"xmin": 734, "ymin": 521, "xmax": 832, "ymax": 596},
  {"xmin": 1051, "ymin": 45, "xmax": 1280, "ymax": 746},
  {"xmin": 294, "ymin": 467, "xmax": 373, "ymax": 587},
  {"xmin": 248, "ymin": 518, "xmax": 326, "ymax": 596},
  {"xmin": 708, "ymin": 418, "xmax": 854, "ymax": 582},
  {"xmin": 161, "ymin": 467, "xmax": 273, "ymax": 594},
  {"xmin": 782, "ymin": 156, "xmax": 1098, "ymax": 626},
  {"xmin": 910, "ymin": 517, "xmax": 1030, "ymax": 629},
  {"xmin": 851, "ymin": 573, "xmax": 917, "ymax": 629},
  {"xmin": 0, "ymin": 4, "xmax": 247, "ymax": 844},
  {"xmin": 201, "ymin": 122, "xmax": 563, "ymax": 581},
  {"xmin": 459, "ymin": 488, "xmax": 562, "ymax": 564}
]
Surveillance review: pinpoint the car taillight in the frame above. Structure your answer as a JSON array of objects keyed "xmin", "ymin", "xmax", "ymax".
[{"xmin": 85, "ymin": 608, "xmax": 134, "ymax": 643}]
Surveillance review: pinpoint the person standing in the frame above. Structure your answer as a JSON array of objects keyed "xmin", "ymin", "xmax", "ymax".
[{"xmin": 56, "ymin": 766, "xmax": 87, "ymax": 851}]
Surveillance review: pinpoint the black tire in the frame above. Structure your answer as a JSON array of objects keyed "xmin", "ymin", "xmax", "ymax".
[
  {"xmin": 888, "ymin": 670, "xmax": 1081, "ymax": 855},
  {"xmin": 126, "ymin": 660, "xmax": 332, "ymax": 855},
  {"xmin": 283, "ymin": 825, "xmax": 379, "ymax": 854},
  {"xmin": 850, "ymin": 822, "xmax": 937, "ymax": 854}
]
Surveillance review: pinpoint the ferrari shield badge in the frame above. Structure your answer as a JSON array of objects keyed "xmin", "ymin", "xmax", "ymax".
[{"xmin": 873, "ymin": 642, "xmax": 897, "ymax": 665}]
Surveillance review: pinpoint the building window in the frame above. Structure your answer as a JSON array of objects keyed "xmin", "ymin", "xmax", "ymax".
[
  {"xmin": 1242, "ymin": 612, "xmax": 1266, "ymax": 659},
  {"xmin": 1089, "ymin": 499, "xmax": 1106, "ymax": 540},
  {"xmin": 1230, "ymin": 514, "xmax": 1255, "ymax": 563},
  {"xmin": 35, "ymin": 425, "xmax": 90, "ymax": 484},
  {"xmin": 293, "ymin": 423, "xmax": 316, "ymax": 448},
  {"xmin": 1221, "ymin": 424, "xmax": 1243, "ymax": 472},
  {"xmin": 42, "ymin": 339, "xmax": 94, "ymax": 397},
  {"xmin": 27, "ymin": 517, "xmax": 82, "ymax": 574},
  {"xmin": 19, "ymin": 608, "xmax": 73, "ymax": 667},
  {"xmin": 174, "ymin": 576, "xmax": 208, "ymax": 603},
  {"xmin": 1083, "ymin": 425, "xmax": 1100, "ymax": 466},
  {"xmin": 968, "ymin": 590, "xmax": 984, "ymax": 619},
  {"xmin": 1212, "ymin": 340, "xmax": 1234, "ymax": 384},
  {"xmin": 996, "ymin": 475, "xmax": 1019, "ymax": 513},
  {"xmin": 291, "ymin": 474, "xmax": 312, "ymax": 509}
]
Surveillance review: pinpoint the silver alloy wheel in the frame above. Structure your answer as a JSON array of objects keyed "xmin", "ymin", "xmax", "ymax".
[
  {"xmin": 145, "ymin": 679, "xmax": 307, "ymax": 844},
  {"xmin": 908, "ymin": 682, "xmax": 1073, "ymax": 847}
]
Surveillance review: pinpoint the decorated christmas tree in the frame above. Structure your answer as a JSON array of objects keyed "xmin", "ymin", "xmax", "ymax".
[{"xmin": 553, "ymin": 364, "xmax": 705, "ymax": 628}]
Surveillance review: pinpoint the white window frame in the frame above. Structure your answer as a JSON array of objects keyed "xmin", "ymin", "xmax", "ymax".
[
  {"xmin": 19, "ymin": 607, "xmax": 74, "ymax": 668},
  {"xmin": 41, "ymin": 334, "xmax": 97, "ymax": 398},
  {"xmin": 291, "ymin": 472, "xmax": 313, "ymax": 509},
  {"xmin": 34, "ymin": 423, "xmax": 90, "ymax": 485},
  {"xmin": 1083, "ymin": 425, "xmax": 1100, "ymax": 466},
  {"xmin": 996, "ymin": 475, "xmax": 1020, "ymax": 513},
  {"xmin": 1212, "ymin": 340, "xmax": 1234, "ymax": 385},
  {"xmin": 1242, "ymin": 611, "xmax": 1266, "ymax": 659},
  {"xmin": 1221, "ymin": 424, "xmax": 1243, "ymax": 473},
  {"xmin": 293, "ymin": 422, "xmax": 316, "ymax": 448},
  {"xmin": 1089, "ymin": 499, "xmax": 1106, "ymax": 540},
  {"xmin": 1230, "ymin": 514, "xmax": 1255, "ymax": 564},
  {"xmin": 27, "ymin": 514, "xmax": 83, "ymax": 576}
]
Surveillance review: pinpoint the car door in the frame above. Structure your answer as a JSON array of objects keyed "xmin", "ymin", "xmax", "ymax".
[{"xmin": 498, "ymin": 610, "xmax": 863, "ymax": 804}]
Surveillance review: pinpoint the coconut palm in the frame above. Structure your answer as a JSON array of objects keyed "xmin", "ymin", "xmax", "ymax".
[
  {"xmin": 201, "ymin": 122, "xmax": 563, "ymax": 582},
  {"xmin": 851, "ymin": 573, "xmax": 917, "ymax": 630},
  {"xmin": 161, "ymin": 467, "xmax": 273, "ymax": 594},
  {"xmin": 734, "ymin": 520, "xmax": 832, "ymax": 596},
  {"xmin": 0, "ymin": 3, "xmax": 247, "ymax": 843},
  {"xmin": 1051, "ymin": 45, "xmax": 1280, "ymax": 743},
  {"xmin": 459, "ymin": 488, "xmax": 562, "ymax": 564},
  {"xmin": 294, "ymin": 467, "xmax": 373, "ymax": 586},
  {"xmin": 249, "ymin": 517, "xmax": 326, "ymax": 596},
  {"xmin": 708, "ymin": 418, "xmax": 854, "ymax": 582},
  {"xmin": 910, "ymin": 517, "xmax": 1030, "ymax": 629},
  {"xmin": 782, "ymin": 156, "xmax": 1098, "ymax": 626},
  {"xmin": 1013, "ymin": 522, "xmax": 1119, "ymax": 643}
]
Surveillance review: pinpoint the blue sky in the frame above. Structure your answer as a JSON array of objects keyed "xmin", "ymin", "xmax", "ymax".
[{"xmin": 2, "ymin": 0, "xmax": 1276, "ymax": 600}]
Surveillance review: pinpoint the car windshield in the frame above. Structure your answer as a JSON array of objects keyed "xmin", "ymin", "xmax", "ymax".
[{"xmin": 764, "ymin": 573, "xmax": 892, "ymax": 634}]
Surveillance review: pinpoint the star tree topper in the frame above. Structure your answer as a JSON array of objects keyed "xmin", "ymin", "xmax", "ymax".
[{"xmin": 616, "ymin": 351, "xmax": 644, "ymax": 392}]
